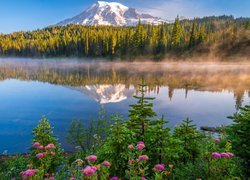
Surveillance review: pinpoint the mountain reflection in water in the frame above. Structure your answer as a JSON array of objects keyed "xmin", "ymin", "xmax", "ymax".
[
  {"xmin": 1, "ymin": 59, "xmax": 250, "ymax": 108},
  {"xmin": 0, "ymin": 58, "xmax": 250, "ymax": 153}
]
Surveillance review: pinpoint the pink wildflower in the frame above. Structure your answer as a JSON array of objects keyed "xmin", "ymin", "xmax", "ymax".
[
  {"xmin": 70, "ymin": 178, "xmax": 75, "ymax": 180},
  {"xmin": 83, "ymin": 166, "xmax": 96, "ymax": 176},
  {"xmin": 102, "ymin": 161, "xmax": 111, "ymax": 167},
  {"xmin": 136, "ymin": 141, "xmax": 145, "ymax": 151},
  {"xmin": 45, "ymin": 143, "xmax": 55, "ymax": 149},
  {"xmin": 212, "ymin": 152, "xmax": 221, "ymax": 159},
  {"xmin": 50, "ymin": 152, "xmax": 55, "ymax": 156},
  {"xmin": 221, "ymin": 152, "xmax": 230, "ymax": 158},
  {"xmin": 36, "ymin": 153, "xmax": 44, "ymax": 159},
  {"xmin": 86, "ymin": 155, "xmax": 97, "ymax": 162},
  {"xmin": 138, "ymin": 155, "xmax": 149, "ymax": 161},
  {"xmin": 39, "ymin": 145, "xmax": 44, "ymax": 150},
  {"xmin": 22, "ymin": 169, "xmax": 36, "ymax": 176},
  {"xmin": 154, "ymin": 164, "xmax": 165, "ymax": 171},
  {"xmin": 110, "ymin": 177, "xmax": 119, "ymax": 180},
  {"xmin": 214, "ymin": 139, "xmax": 221, "ymax": 143},
  {"xmin": 227, "ymin": 152, "xmax": 234, "ymax": 158},
  {"xmin": 33, "ymin": 142, "xmax": 40, "ymax": 148},
  {"xmin": 128, "ymin": 145, "xmax": 134, "ymax": 149},
  {"xmin": 142, "ymin": 177, "xmax": 146, "ymax": 180}
]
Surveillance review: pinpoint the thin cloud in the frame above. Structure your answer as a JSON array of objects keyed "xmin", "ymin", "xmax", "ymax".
[{"xmin": 131, "ymin": 0, "xmax": 222, "ymax": 20}]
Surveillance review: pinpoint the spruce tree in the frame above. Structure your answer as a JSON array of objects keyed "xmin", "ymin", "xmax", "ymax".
[
  {"xmin": 173, "ymin": 118, "xmax": 203, "ymax": 164},
  {"xmin": 189, "ymin": 20, "xmax": 198, "ymax": 47},
  {"xmin": 156, "ymin": 23, "xmax": 167, "ymax": 55},
  {"xmin": 171, "ymin": 16, "xmax": 182, "ymax": 49},
  {"xmin": 128, "ymin": 79, "xmax": 156, "ymax": 140}
]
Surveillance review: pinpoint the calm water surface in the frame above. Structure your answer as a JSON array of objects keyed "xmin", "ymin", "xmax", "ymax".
[{"xmin": 0, "ymin": 58, "xmax": 250, "ymax": 153}]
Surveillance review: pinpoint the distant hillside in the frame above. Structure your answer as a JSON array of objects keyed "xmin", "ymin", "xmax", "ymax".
[{"xmin": 0, "ymin": 16, "xmax": 249, "ymax": 60}]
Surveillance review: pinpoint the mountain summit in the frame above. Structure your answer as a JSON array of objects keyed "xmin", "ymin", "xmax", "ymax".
[{"xmin": 57, "ymin": 1, "xmax": 168, "ymax": 26}]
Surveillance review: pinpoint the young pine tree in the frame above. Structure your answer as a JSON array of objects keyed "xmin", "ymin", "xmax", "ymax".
[
  {"xmin": 128, "ymin": 79, "xmax": 157, "ymax": 140},
  {"xmin": 173, "ymin": 118, "xmax": 203, "ymax": 164},
  {"xmin": 145, "ymin": 115, "xmax": 171, "ymax": 164}
]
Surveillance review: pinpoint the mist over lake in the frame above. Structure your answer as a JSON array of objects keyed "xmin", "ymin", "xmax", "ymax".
[{"xmin": 0, "ymin": 58, "xmax": 250, "ymax": 153}]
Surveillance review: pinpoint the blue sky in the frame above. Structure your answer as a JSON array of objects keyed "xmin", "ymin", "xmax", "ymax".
[{"xmin": 0, "ymin": 0, "xmax": 249, "ymax": 34}]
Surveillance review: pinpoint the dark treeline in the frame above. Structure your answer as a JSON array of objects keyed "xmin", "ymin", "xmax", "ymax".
[{"xmin": 0, "ymin": 15, "xmax": 249, "ymax": 58}]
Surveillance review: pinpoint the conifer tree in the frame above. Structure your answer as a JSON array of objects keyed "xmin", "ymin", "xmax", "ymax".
[
  {"xmin": 145, "ymin": 115, "xmax": 170, "ymax": 164},
  {"xmin": 171, "ymin": 16, "xmax": 182, "ymax": 49},
  {"xmin": 198, "ymin": 24, "xmax": 206, "ymax": 44},
  {"xmin": 173, "ymin": 118, "xmax": 203, "ymax": 164},
  {"xmin": 189, "ymin": 20, "xmax": 198, "ymax": 47},
  {"xmin": 156, "ymin": 23, "xmax": 167, "ymax": 54},
  {"xmin": 128, "ymin": 79, "xmax": 156, "ymax": 140}
]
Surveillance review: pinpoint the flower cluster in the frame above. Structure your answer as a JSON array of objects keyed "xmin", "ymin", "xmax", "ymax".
[
  {"xmin": 154, "ymin": 164, "xmax": 165, "ymax": 171},
  {"xmin": 212, "ymin": 152, "xmax": 234, "ymax": 159},
  {"xmin": 128, "ymin": 144, "xmax": 134, "ymax": 149},
  {"xmin": 70, "ymin": 155, "xmax": 112, "ymax": 179},
  {"xmin": 138, "ymin": 155, "xmax": 149, "ymax": 161},
  {"xmin": 36, "ymin": 152, "xmax": 46, "ymax": 159},
  {"xmin": 33, "ymin": 142, "xmax": 40, "ymax": 148},
  {"xmin": 136, "ymin": 141, "xmax": 145, "ymax": 151},
  {"xmin": 20, "ymin": 169, "xmax": 37, "ymax": 177},
  {"xmin": 102, "ymin": 161, "xmax": 111, "ymax": 167},
  {"xmin": 86, "ymin": 155, "xmax": 97, "ymax": 162},
  {"xmin": 45, "ymin": 143, "xmax": 55, "ymax": 149},
  {"xmin": 83, "ymin": 166, "xmax": 97, "ymax": 176},
  {"xmin": 33, "ymin": 142, "xmax": 56, "ymax": 159}
]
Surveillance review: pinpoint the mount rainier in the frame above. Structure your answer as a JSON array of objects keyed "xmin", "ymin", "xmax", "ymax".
[{"xmin": 57, "ymin": 1, "xmax": 169, "ymax": 26}]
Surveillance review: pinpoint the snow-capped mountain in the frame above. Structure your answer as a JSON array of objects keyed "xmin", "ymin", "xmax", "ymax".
[
  {"xmin": 57, "ymin": 1, "xmax": 169, "ymax": 26},
  {"xmin": 72, "ymin": 84, "xmax": 135, "ymax": 104}
]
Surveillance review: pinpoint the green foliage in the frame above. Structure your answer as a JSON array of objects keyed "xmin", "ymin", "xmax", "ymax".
[
  {"xmin": 145, "ymin": 115, "xmax": 171, "ymax": 165},
  {"xmin": 98, "ymin": 114, "xmax": 136, "ymax": 177},
  {"xmin": 227, "ymin": 105, "xmax": 250, "ymax": 177},
  {"xmin": 173, "ymin": 118, "xmax": 204, "ymax": 164},
  {"xmin": 67, "ymin": 108, "xmax": 111, "ymax": 153},
  {"xmin": 0, "ymin": 155, "xmax": 28, "ymax": 179}
]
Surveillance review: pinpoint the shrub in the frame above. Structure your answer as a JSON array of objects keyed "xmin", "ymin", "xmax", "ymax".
[{"xmin": 29, "ymin": 116, "xmax": 64, "ymax": 177}]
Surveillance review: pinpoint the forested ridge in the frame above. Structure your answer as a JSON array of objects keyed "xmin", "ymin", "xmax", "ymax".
[{"xmin": 0, "ymin": 15, "xmax": 249, "ymax": 59}]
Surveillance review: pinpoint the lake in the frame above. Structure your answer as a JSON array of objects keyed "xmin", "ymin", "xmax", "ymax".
[{"xmin": 0, "ymin": 58, "xmax": 250, "ymax": 154}]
